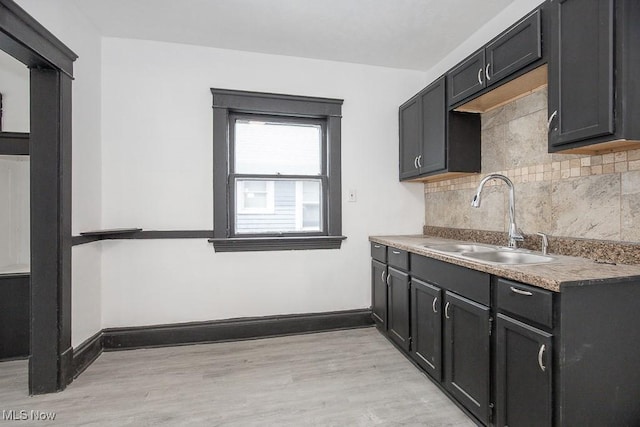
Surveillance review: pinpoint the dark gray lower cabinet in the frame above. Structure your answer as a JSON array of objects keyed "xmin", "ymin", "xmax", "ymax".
[
  {"xmin": 496, "ymin": 314, "xmax": 552, "ymax": 427},
  {"xmin": 444, "ymin": 291, "xmax": 491, "ymax": 425},
  {"xmin": 0, "ymin": 274, "xmax": 30, "ymax": 360},
  {"xmin": 387, "ymin": 267, "xmax": 410, "ymax": 351},
  {"xmin": 410, "ymin": 278, "xmax": 442, "ymax": 381},
  {"xmin": 371, "ymin": 260, "xmax": 387, "ymax": 330}
]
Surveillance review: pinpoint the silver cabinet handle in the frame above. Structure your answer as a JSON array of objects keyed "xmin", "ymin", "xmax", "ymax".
[
  {"xmin": 547, "ymin": 110, "xmax": 558, "ymax": 132},
  {"xmin": 510, "ymin": 286, "xmax": 533, "ymax": 296},
  {"xmin": 538, "ymin": 344, "xmax": 546, "ymax": 372},
  {"xmin": 432, "ymin": 297, "xmax": 438, "ymax": 314},
  {"xmin": 414, "ymin": 156, "xmax": 419, "ymax": 169},
  {"xmin": 381, "ymin": 270, "xmax": 385, "ymax": 283},
  {"xmin": 392, "ymin": 250, "xmax": 400, "ymax": 255},
  {"xmin": 444, "ymin": 302, "xmax": 451, "ymax": 319},
  {"xmin": 485, "ymin": 63, "xmax": 491, "ymax": 81},
  {"xmin": 386, "ymin": 273, "xmax": 390, "ymax": 287},
  {"xmin": 417, "ymin": 155, "xmax": 422, "ymax": 168},
  {"xmin": 374, "ymin": 244, "xmax": 381, "ymax": 248},
  {"xmin": 477, "ymin": 68, "xmax": 483, "ymax": 85}
]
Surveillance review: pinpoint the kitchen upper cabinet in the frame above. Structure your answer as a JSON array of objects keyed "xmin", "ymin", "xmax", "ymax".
[
  {"xmin": 496, "ymin": 314, "xmax": 552, "ymax": 427},
  {"xmin": 443, "ymin": 291, "xmax": 491, "ymax": 425},
  {"xmin": 399, "ymin": 77, "xmax": 446, "ymax": 179},
  {"xmin": 448, "ymin": 10, "xmax": 542, "ymax": 107},
  {"xmin": 447, "ymin": 51, "xmax": 486, "ymax": 107},
  {"xmin": 410, "ymin": 278, "xmax": 442, "ymax": 381},
  {"xmin": 387, "ymin": 266, "xmax": 411, "ymax": 351},
  {"xmin": 399, "ymin": 95, "xmax": 421, "ymax": 180},
  {"xmin": 399, "ymin": 77, "xmax": 480, "ymax": 182},
  {"xmin": 548, "ymin": 0, "xmax": 640, "ymax": 153}
]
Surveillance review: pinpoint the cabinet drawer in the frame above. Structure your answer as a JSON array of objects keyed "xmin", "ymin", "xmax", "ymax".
[
  {"xmin": 411, "ymin": 254, "xmax": 490, "ymax": 306},
  {"xmin": 370, "ymin": 242, "xmax": 387, "ymax": 263},
  {"xmin": 388, "ymin": 248, "xmax": 409, "ymax": 271},
  {"xmin": 496, "ymin": 278, "xmax": 553, "ymax": 328}
]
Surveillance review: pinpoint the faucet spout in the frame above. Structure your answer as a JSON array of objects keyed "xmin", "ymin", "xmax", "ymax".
[{"xmin": 471, "ymin": 174, "xmax": 524, "ymax": 248}]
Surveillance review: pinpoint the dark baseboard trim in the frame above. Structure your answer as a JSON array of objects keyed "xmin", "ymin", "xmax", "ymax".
[
  {"xmin": 103, "ymin": 309, "xmax": 373, "ymax": 351},
  {"xmin": 72, "ymin": 331, "xmax": 103, "ymax": 379},
  {"xmin": 72, "ymin": 230, "xmax": 214, "ymax": 246}
]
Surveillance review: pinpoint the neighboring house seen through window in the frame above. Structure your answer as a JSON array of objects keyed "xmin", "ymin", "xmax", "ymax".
[{"xmin": 210, "ymin": 89, "xmax": 344, "ymax": 252}]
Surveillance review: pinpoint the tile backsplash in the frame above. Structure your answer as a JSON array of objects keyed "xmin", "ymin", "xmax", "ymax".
[{"xmin": 424, "ymin": 88, "xmax": 640, "ymax": 243}]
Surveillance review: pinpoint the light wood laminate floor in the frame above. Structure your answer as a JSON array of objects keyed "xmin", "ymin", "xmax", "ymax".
[{"xmin": 0, "ymin": 328, "xmax": 475, "ymax": 426}]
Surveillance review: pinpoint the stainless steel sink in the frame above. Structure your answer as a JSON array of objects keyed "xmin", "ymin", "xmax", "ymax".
[
  {"xmin": 461, "ymin": 250, "xmax": 555, "ymax": 265},
  {"xmin": 425, "ymin": 243, "xmax": 498, "ymax": 253}
]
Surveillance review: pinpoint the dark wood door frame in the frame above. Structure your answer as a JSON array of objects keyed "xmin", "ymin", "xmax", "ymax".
[{"xmin": 0, "ymin": 0, "xmax": 77, "ymax": 394}]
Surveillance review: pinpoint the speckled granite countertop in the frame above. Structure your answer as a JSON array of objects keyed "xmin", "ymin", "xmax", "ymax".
[{"xmin": 370, "ymin": 235, "xmax": 640, "ymax": 292}]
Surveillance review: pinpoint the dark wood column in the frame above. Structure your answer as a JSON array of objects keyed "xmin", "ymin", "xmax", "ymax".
[{"xmin": 28, "ymin": 68, "xmax": 73, "ymax": 394}]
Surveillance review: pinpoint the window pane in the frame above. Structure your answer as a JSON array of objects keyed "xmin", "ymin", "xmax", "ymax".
[
  {"xmin": 235, "ymin": 178, "xmax": 322, "ymax": 234},
  {"xmin": 235, "ymin": 119, "xmax": 322, "ymax": 175}
]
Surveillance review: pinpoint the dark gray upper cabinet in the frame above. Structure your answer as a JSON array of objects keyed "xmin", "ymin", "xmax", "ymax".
[
  {"xmin": 547, "ymin": 0, "xmax": 640, "ymax": 153},
  {"xmin": 447, "ymin": 50, "xmax": 486, "ymax": 107},
  {"xmin": 399, "ymin": 95, "xmax": 421, "ymax": 180},
  {"xmin": 448, "ymin": 10, "xmax": 542, "ymax": 107},
  {"xmin": 399, "ymin": 77, "xmax": 480, "ymax": 181}
]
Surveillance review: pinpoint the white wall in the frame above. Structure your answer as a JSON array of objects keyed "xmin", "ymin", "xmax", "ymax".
[
  {"xmin": 101, "ymin": 38, "xmax": 426, "ymax": 327},
  {"xmin": 0, "ymin": 50, "xmax": 30, "ymax": 272},
  {"xmin": 0, "ymin": 50, "xmax": 29, "ymax": 132},
  {"xmin": 0, "ymin": 156, "xmax": 29, "ymax": 271},
  {"xmin": 17, "ymin": 0, "xmax": 103, "ymax": 347}
]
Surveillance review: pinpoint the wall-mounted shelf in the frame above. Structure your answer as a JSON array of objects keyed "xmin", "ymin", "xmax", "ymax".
[
  {"xmin": 0, "ymin": 132, "xmax": 30, "ymax": 155},
  {"xmin": 72, "ymin": 229, "xmax": 214, "ymax": 246},
  {"xmin": 79, "ymin": 228, "xmax": 142, "ymax": 237}
]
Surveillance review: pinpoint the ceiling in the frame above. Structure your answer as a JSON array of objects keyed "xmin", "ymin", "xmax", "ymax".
[{"xmin": 70, "ymin": 0, "xmax": 516, "ymax": 71}]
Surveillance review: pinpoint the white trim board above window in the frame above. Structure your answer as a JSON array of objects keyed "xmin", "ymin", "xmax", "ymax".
[{"xmin": 209, "ymin": 88, "xmax": 345, "ymax": 252}]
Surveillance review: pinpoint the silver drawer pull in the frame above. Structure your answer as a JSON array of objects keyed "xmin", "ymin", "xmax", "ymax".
[
  {"xmin": 381, "ymin": 271, "xmax": 385, "ymax": 283},
  {"xmin": 374, "ymin": 244, "xmax": 381, "ymax": 248},
  {"xmin": 510, "ymin": 286, "xmax": 533, "ymax": 296},
  {"xmin": 444, "ymin": 302, "xmax": 451, "ymax": 319},
  {"xmin": 432, "ymin": 297, "xmax": 438, "ymax": 314},
  {"xmin": 392, "ymin": 250, "xmax": 401, "ymax": 255},
  {"xmin": 386, "ymin": 273, "xmax": 390, "ymax": 287},
  {"xmin": 538, "ymin": 344, "xmax": 546, "ymax": 372}
]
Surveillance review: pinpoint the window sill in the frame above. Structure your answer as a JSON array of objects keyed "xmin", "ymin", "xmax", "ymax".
[{"xmin": 208, "ymin": 236, "xmax": 346, "ymax": 252}]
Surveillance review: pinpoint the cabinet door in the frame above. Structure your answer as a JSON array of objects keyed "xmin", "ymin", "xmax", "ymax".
[
  {"xmin": 548, "ymin": 0, "xmax": 614, "ymax": 147},
  {"xmin": 387, "ymin": 267, "xmax": 410, "ymax": 351},
  {"xmin": 447, "ymin": 50, "xmax": 485, "ymax": 106},
  {"xmin": 485, "ymin": 10, "xmax": 541, "ymax": 85},
  {"xmin": 410, "ymin": 278, "xmax": 442, "ymax": 381},
  {"xmin": 419, "ymin": 77, "xmax": 446, "ymax": 175},
  {"xmin": 496, "ymin": 314, "xmax": 552, "ymax": 427},
  {"xmin": 371, "ymin": 260, "xmax": 387, "ymax": 330},
  {"xmin": 399, "ymin": 96, "xmax": 421, "ymax": 180},
  {"xmin": 444, "ymin": 291, "xmax": 491, "ymax": 424}
]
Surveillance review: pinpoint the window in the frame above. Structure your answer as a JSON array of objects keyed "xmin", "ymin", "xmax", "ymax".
[{"xmin": 210, "ymin": 89, "xmax": 344, "ymax": 252}]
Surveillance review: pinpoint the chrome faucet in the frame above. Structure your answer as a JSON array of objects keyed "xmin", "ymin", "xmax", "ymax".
[{"xmin": 471, "ymin": 174, "xmax": 524, "ymax": 248}]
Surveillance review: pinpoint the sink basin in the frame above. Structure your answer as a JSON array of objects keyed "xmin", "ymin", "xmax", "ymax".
[
  {"xmin": 426, "ymin": 243, "xmax": 497, "ymax": 253},
  {"xmin": 461, "ymin": 250, "xmax": 555, "ymax": 265}
]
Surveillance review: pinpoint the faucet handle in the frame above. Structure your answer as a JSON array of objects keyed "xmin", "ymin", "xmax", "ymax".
[{"xmin": 536, "ymin": 232, "xmax": 549, "ymax": 255}]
